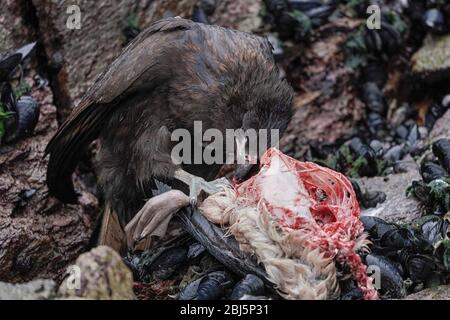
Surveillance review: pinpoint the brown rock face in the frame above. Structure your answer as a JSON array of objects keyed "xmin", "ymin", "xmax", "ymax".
[
  {"xmin": 31, "ymin": 0, "xmax": 134, "ymax": 120},
  {"xmin": 0, "ymin": 1, "xmax": 30, "ymax": 51},
  {"xmin": 280, "ymin": 31, "xmax": 364, "ymax": 158},
  {"xmin": 0, "ymin": 72, "xmax": 99, "ymax": 283}
]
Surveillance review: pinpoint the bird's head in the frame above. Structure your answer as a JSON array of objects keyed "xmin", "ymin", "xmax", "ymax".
[{"xmin": 234, "ymin": 81, "xmax": 293, "ymax": 181}]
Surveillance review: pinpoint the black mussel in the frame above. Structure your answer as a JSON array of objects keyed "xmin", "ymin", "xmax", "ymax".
[
  {"xmin": 398, "ymin": 251, "xmax": 437, "ymax": 284},
  {"xmin": 351, "ymin": 179, "xmax": 364, "ymax": 202},
  {"xmin": 352, "ymin": 180, "xmax": 386, "ymax": 208},
  {"xmin": 382, "ymin": 145, "xmax": 404, "ymax": 163},
  {"xmin": 178, "ymin": 277, "xmax": 202, "ymax": 300},
  {"xmin": 395, "ymin": 125, "xmax": 409, "ymax": 141},
  {"xmin": 230, "ymin": 274, "xmax": 265, "ymax": 300},
  {"xmin": 349, "ymin": 137, "xmax": 378, "ymax": 176},
  {"xmin": 361, "ymin": 82, "xmax": 386, "ymax": 114},
  {"xmin": 405, "ymin": 124, "xmax": 419, "ymax": 150},
  {"xmin": 369, "ymin": 140, "xmax": 385, "ymax": 157},
  {"xmin": 192, "ymin": 5, "xmax": 209, "ymax": 24},
  {"xmin": 0, "ymin": 42, "xmax": 36, "ymax": 81},
  {"xmin": 4, "ymin": 95, "xmax": 40, "ymax": 143},
  {"xmin": 187, "ymin": 242, "xmax": 206, "ymax": 261},
  {"xmin": 422, "ymin": 8, "xmax": 448, "ymax": 35},
  {"xmin": 340, "ymin": 287, "xmax": 363, "ymax": 300},
  {"xmin": 379, "ymin": 228, "xmax": 419, "ymax": 250},
  {"xmin": 363, "ymin": 63, "xmax": 387, "ymax": 89},
  {"xmin": 200, "ymin": 0, "xmax": 217, "ymax": 16},
  {"xmin": 0, "ymin": 82, "xmax": 17, "ymax": 112},
  {"xmin": 304, "ymin": 5, "xmax": 335, "ymax": 27},
  {"xmin": 420, "ymin": 161, "xmax": 448, "ymax": 183},
  {"xmin": 432, "ymin": 139, "xmax": 450, "ymax": 173},
  {"xmin": 149, "ymin": 247, "xmax": 187, "ymax": 280},
  {"xmin": 197, "ymin": 271, "xmax": 234, "ymax": 300},
  {"xmin": 367, "ymin": 112, "xmax": 386, "ymax": 135},
  {"xmin": 365, "ymin": 21, "xmax": 402, "ymax": 55},
  {"xmin": 123, "ymin": 253, "xmax": 143, "ymax": 281},
  {"xmin": 0, "ymin": 54, "xmax": 22, "ymax": 82},
  {"xmin": 362, "ymin": 191, "xmax": 387, "ymax": 208},
  {"xmin": 416, "ymin": 215, "xmax": 449, "ymax": 247},
  {"xmin": 426, "ymin": 102, "xmax": 447, "ymax": 130},
  {"xmin": 409, "ymin": 180, "xmax": 431, "ymax": 204},
  {"xmin": 365, "ymin": 254, "xmax": 406, "ymax": 298},
  {"xmin": 288, "ymin": 0, "xmax": 322, "ymax": 12},
  {"xmin": 360, "ymin": 216, "xmax": 398, "ymax": 240}
]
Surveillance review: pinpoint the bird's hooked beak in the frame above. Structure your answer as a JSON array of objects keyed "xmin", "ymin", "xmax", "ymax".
[
  {"xmin": 233, "ymin": 132, "xmax": 258, "ymax": 182},
  {"xmin": 235, "ymin": 163, "xmax": 256, "ymax": 182}
]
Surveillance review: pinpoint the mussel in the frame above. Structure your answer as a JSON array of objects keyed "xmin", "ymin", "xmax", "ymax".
[
  {"xmin": 0, "ymin": 42, "xmax": 36, "ymax": 81},
  {"xmin": 192, "ymin": 4, "xmax": 209, "ymax": 24},
  {"xmin": 365, "ymin": 21, "xmax": 403, "ymax": 55},
  {"xmin": 3, "ymin": 95, "xmax": 40, "ymax": 143},
  {"xmin": 187, "ymin": 242, "xmax": 206, "ymax": 261},
  {"xmin": 367, "ymin": 112, "xmax": 386, "ymax": 135},
  {"xmin": 426, "ymin": 102, "xmax": 448, "ymax": 130},
  {"xmin": 149, "ymin": 247, "xmax": 188, "ymax": 280},
  {"xmin": 178, "ymin": 277, "xmax": 203, "ymax": 300},
  {"xmin": 398, "ymin": 251, "xmax": 438, "ymax": 284},
  {"xmin": 349, "ymin": 137, "xmax": 378, "ymax": 176},
  {"xmin": 197, "ymin": 271, "xmax": 234, "ymax": 300},
  {"xmin": 365, "ymin": 254, "xmax": 406, "ymax": 298},
  {"xmin": 230, "ymin": 274, "xmax": 265, "ymax": 300},
  {"xmin": 432, "ymin": 139, "xmax": 450, "ymax": 173},
  {"xmin": 361, "ymin": 82, "xmax": 386, "ymax": 114},
  {"xmin": 420, "ymin": 161, "xmax": 448, "ymax": 183}
]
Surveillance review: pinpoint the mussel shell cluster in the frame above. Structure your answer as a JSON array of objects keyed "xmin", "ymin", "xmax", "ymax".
[
  {"xmin": 359, "ymin": 215, "xmax": 449, "ymax": 298},
  {"xmin": 265, "ymin": 0, "xmax": 338, "ymax": 41},
  {"xmin": 0, "ymin": 42, "xmax": 39, "ymax": 145},
  {"xmin": 178, "ymin": 271, "xmax": 267, "ymax": 300},
  {"xmin": 125, "ymin": 239, "xmax": 269, "ymax": 300}
]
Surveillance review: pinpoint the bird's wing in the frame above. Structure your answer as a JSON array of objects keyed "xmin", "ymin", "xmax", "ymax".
[{"xmin": 45, "ymin": 18, "xmax": 195, "ymax": 203}]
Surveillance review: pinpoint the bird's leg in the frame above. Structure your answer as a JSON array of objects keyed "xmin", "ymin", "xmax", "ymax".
[{"xmin": 173, "ymin": 168, "xmax": 231, "ymax": 205}]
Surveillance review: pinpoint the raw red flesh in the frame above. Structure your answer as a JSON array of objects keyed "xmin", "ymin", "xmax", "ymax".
[{"xmin": 235, "ymin": 148, "xmax": 379, "ymax": 300}]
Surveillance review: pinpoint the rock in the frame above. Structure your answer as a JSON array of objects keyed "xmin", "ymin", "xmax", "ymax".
[
  {"xmin": 0, "ymin": 279, "xmax": 57, "ymax": 300},
  {"xmin": 135, "ymin": 0, "xmax": 198, "ymax": 29},
  {"xmin": 31, "ymin": 0, "xmax": 137, "ymax": 120},
  {"xmin": 404, "ymin": 285, "xmax": 450, "ymax": 300},
  {"xmin": 281, "ymin": 33, "xmax": 364, "ymax": 158},
  {"xmin": 211, "ymin": 0, "xmax": 262, "ymax": 32},
  {"xmin": 58, "ymin": 246, "xmax": 134, "ymax": 300},
  {"xmin": 0, "ymin": 0, "xmax": 30, "ymax": 52},
  {"xmin": 357, "ymin": 169, "xmax": 423, "ymax": 224},
  {"xmin": 411, "ymin": 34, "xmax": 450, "ymax": 83},
  {"xmin": 0, "ymin": 70, "xmax": 98, "ymax": 283},
  {"xmin": 429, "ymin": 109, "xmax": 450, "ymax": 142}
]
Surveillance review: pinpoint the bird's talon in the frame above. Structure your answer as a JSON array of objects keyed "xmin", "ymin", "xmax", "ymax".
[{"xmin": 190, "ymin": 196, "xmax": 198, "ymax": 206}]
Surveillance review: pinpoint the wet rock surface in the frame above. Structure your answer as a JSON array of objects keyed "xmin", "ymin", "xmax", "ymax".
[
  {"xmin": 357, "ymin": 170, "xmax": 422, "ymax": 224},
  {"xmin": 0, "ymin": 69, "xmax": 98, "ymax": 283},
  {"xmin": 58, "ymin": 246, "xmax": 135, "ymax": 300},
  {"xmin": 405, "ymin": 285, "xmax": 450, "ymax": 300},
  {"xmin": 411, "ymin": 34, "xmax": 450, "ymax": 83},
  {"xmin": 0, "ymin": 279, "xmax": 57, "ymax": 300}
]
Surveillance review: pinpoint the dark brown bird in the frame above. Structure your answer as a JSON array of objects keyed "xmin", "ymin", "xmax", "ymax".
[{"xmin": 45, "ymin": 18, "xmax": 293, "ymax": 225}]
